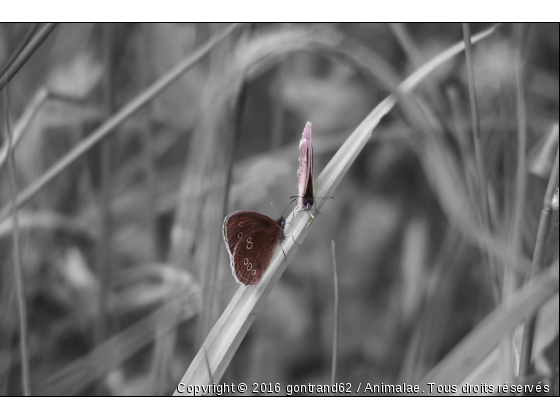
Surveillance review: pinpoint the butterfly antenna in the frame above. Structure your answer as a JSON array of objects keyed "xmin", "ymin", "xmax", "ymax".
[
  {"xmin": 280, "ymin": 197, "xmax": 299, "ymax": 219},
  {"xmin": 269, "ymin": 201, "xmax": 279, "ymax": 218},
  {"xmin": 289, "ymin": 195, "xmax": 336, "ymax": 200}
]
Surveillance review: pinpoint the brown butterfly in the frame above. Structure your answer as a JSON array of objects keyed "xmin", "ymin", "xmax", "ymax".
[
  {"xmin": 292, "ymin": 122, "xmax": 333, "ymax": 229},
  {"xmin": 297, "ymin": 122, "xmax": 314, "ymax": 213},
  {"xmin": 222, "ymin": 210, "xmax": 286, "ymax": 285},
  {"xmin": 293, "ymin": 122, "xmax": 317, "ymax": 230}
]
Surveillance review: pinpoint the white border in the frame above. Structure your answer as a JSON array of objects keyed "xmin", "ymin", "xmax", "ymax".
[{"xmin": 2, "ymin": 2, "xmax": 559, "ymax": 22}]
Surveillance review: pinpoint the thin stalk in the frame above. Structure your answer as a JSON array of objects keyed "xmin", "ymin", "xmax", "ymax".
[
  {"xmin": 35, "ymin": 280, "xmax": 199, "ymax": 396},
  {"xmin": 421, "ymin": 261, "xmax": 558, "ymax": 392},
  {"xmin": 2, "ymin": 89, "xmax": 31, "ymax": 395},
  {"xmin": 0, "ymin": 23, "xmax": 58, "ymax": 90},
  {"xmin": 202, "ymin": 346, "xmax": 215, "ymax": 396},
  {"xmin": 388, "ymin": 23, "xmax": 424, "ymax": 69},
  {"xmin": 500, "ymin": 55, "xmax": 529, "ymax": 381},
  {"xmin": 519, "ymin": 147, "xmax": 559, "ymax": 380},
  {"xmin": 446, "ymin": 86, "xmax": 478, "ymax": 205},
  {"xmin": 137, "ymin": 26, "xmax": 161, "ymax": 262},
  {"xmin": 95, "ymin": 23, "xmax": 115, "ymax": 345},
  {"xmin": 198, "ymin": 24, "xmax": 256, "ymax": 349},
  {"xmin": 198, "ymin": 26, "xmax": 248, "ymax": 344},
  {"xmin": 330, "ymin": 240, "xmax": 339, "ymax": 393},
  {"xmin": 0, "ymin": 23, "xmax": 40, "ymax": 80},
  {"xmin": 0, "ymin": 88, "xmax": 48, "ymax": 169},
  {"xmin": 463, "ymin": 23, "xmax": 499, "ymax": 302},
  {"xmin": 143, "ymin": 123, "xmax": 161, "ymax": 260},
  {"xmin": 505, "ymin": 57, "xmax": 529, "ymax": 296},
  {"xmin": 0, "ymin": 23, "xmax": 244, "ymax": 224},
  {"xmin": 388, "ymin": 23, "xmax": 440, "ymax": 103},
  {"xmin": 150, "ymin": 25, "xmax": 245, "ymax": 394}
]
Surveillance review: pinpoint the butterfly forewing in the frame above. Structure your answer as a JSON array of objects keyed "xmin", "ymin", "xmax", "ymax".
[
  {"xmin": 223, "ymin": 210, "xmax": 279, "ymax": 256},
  {"xmin": 297, "ymin": 122, "xmax": 314, "ymax": 210}
]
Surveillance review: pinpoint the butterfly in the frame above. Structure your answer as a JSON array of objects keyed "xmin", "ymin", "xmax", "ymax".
[
  {"xmin": 222, "ymin": 210, "xmax": 286, "ymax": 285},
  {"xmin": 294, "ymin": 122, "xmax": 316, "ymax": 229}
]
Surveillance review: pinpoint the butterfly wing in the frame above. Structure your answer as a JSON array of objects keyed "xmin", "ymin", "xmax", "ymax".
[
  {"xmin": 306, "ymin": 124, "xmax": 314, "ymax": 206},
  {"xmin": 231, "ymin": 226, "xmax": 284, "ymax": 285},
  {"xmin": 223, "ymin": 210, "xmax": 279, "ymax": 256},
  {"xmin": 297, "ymin": 122, "xmax": 314, "ymax": 210},
  {"xmin": 223, "ymin": 210, "xmax": 285, "ymax": 285}
]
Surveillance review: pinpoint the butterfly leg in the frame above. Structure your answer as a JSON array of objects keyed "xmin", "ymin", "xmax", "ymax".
[
  {"xmin": 285, "ymin": 233, "xmax": 301, "ymax": 246},
  {"xmin": 313, "ymin": 196, "xmax": 335, "ymax": 216},
  {"xmin": 289, "ymin": 208, "xmax": 305, "ymax": 223},
  {"xmin": 305, "ymin": 211, "xmax": 315, "ymax": 231},
  {"xmin": 280, "ymin": 237, "xmax": 299, "ymax": 262},
  {"xmin": 288, "ymin": 208, "xmax": 315, "ymax": 231}
]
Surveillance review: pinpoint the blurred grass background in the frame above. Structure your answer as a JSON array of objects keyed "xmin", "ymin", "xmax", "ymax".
[{"xmin": 0, "ymin": 23, "xmax": 558, "ymax": 396}]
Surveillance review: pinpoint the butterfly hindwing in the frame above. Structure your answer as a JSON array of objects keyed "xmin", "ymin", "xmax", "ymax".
[
  {"xmin": 222, "ymin": 211, "xmax": 285, "ymax": 285},
  {"xmin": 232, "ymin": 227, "xmax": 283, "ymax": 285}
]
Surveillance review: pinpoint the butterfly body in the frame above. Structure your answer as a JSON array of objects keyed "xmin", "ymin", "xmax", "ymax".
[
  {"xmin": 299, "ymin": 166, "xmax": 314, "ymax": 211},
  {"xmin": 222, "ymin": 210, "xmax": 285, "ymax": 285}
]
